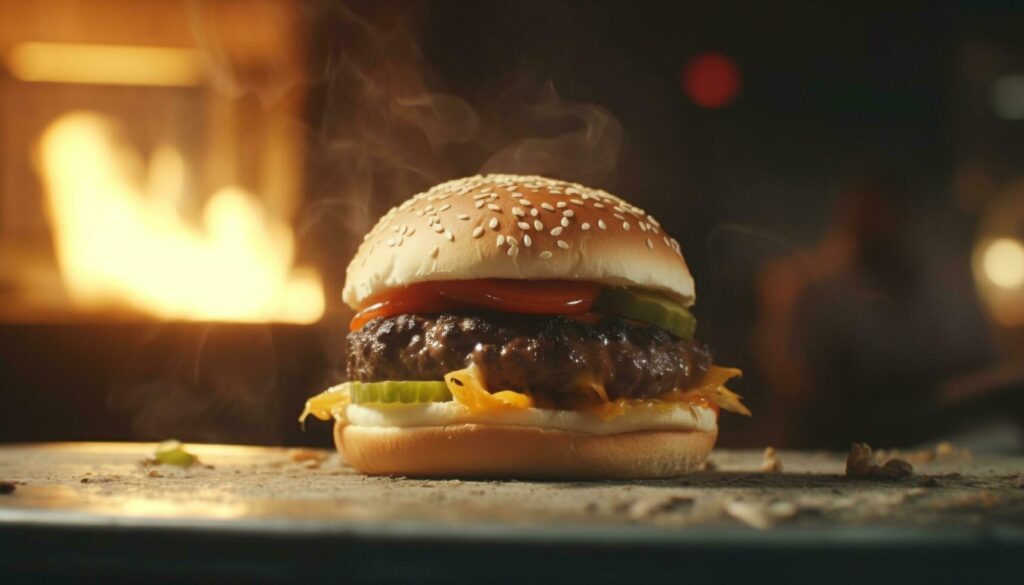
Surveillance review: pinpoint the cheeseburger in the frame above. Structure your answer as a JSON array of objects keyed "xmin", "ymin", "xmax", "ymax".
[{"xmin": 302, "ymin": 174, "xmax": 748, "ymax": 478}]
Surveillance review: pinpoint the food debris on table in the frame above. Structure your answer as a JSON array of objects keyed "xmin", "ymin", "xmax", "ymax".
[
  {"xmin": 143, "ymin": 440, "xmax": 199, "ymax": 468},
  {"xmin": 288, "ymin": 449, "xmax": 329, "ymax": 468},
  {"xmin": 620, "ymin": 495, "xmax": 696, "ymax": 519},
  {"xmin": 846, "ymin": 443, "xmax": 914, "ymax": 479},
  {"xmin": 760, "ymin": 447, "xmax": 783, "ymax": 473},
  {"xmin": 726, "ymin": 500, "xmax": 798, "ymax": 529}
]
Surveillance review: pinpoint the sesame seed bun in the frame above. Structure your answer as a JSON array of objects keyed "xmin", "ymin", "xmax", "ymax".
[
  {"xmin": 335, "ymin": 421, "xmax": 717, "ymax": 479},
  {"xmin": 342, "ymin": 174, "xmax": 695, "ymax": 309}
]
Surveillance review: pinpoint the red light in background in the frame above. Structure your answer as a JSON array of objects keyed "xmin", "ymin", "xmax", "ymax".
[{"xmin": 682, "ymin": 52, "xmax": 741, "ymax": 109}]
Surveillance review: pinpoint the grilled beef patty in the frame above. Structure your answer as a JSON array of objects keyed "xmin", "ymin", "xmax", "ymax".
[{"xmin": 347, "ymin": 312, "xmax": 712, "ymax": 404}]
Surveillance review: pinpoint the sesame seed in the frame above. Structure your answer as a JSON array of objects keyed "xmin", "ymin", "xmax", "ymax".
[
  {"xmin": 531, "ymin": 220, "xmax": 542, "ymax": 231},
  {"xmin": 489, "ymin": 217, "xmax": 499, "ymax": 230},
  {"xmin": 487, "ymin": 203, "xmax": 501, "ymax": 212},
  {"xmin": 432, "ymin": 224, "xmax": 444, "ymax": 233},
  {"xmin": 439, "ymin": 204, "xmax": 451, "ymax": 211},
  {"xmin": 512, "ymin": 207, "xmax": 525, "ymax": 217},
  {"xmin": 507, "ymin": 235, "xmax": 519, "ymax": 247},
  {"xmin": 517, "ymin": 221, "xmax": 531, "ymax": 231},
  {"xmin": 520, "ymin": 200, "xmax": 532, "ymax": 206},
  {"xmin": 386, "ymin": 239, "xmax": 395, "ymax": 247},
  {"xmin": 507, "ymin": 245, "xmax": 519, "ymax": 258},
  {"xmin": 622, "ymin": 221, "xmax": 630, "ymax": 231},
  {"xmin": 430, "ymin": 245, "xmax": 439, "ymax": 258},
  {"xmin": 497, "ymin": 235, "xmax": 506, "ymax": 246},
  {"xmin": 639, "ymin": 222, "xmax": 647, "ymax": 232},
  {"xmin": 550, "ymin": 227, "xmax": 563, "ymax": 236},
  {"xmin": 473, "ymin": 193, "xmax": 490, "ymax": 200},
  {"xmin": 598, "ymin": 220, "xmax": 607, "ymax": 230},
  {"xmin": 392, "ymin": 226, "xmax": 400, "ymax": 233},
  {"xmin": 593, "ymin": 202, "xmax": 605, "ymax": 209},
  {"xmin": 457, "ymin": 214, "xmax": 470, "ymax": 220},
  {"xmin": 530, "ymin": 208, "xmax": 539, "ymax": 217},
  {"xmin": 613, "ymin": 213, "xmax": 626, "ymax": 220},
  {"xmin": 562, "ymin": 210, "xmax": 574, "ymax": 217},
  {"xmin": 424, "ymin": 205, "xmax": 434, "ymax": 212},
  {"xmin": 540, "ymin": 251, "xmax": 553, "ymax": 259},
  {"xmin": 541, "ymin": 202, "xmax": 555, "ymax": 212},
  {"xmin": 475, "ymin": 200, "xmax": 486, "ymax": 209},
  {"xmin": 646, "ymin": 238, "xmax": 654, "ymax": 249},
  {"xmin": 445, "ymin": 230, "xmax": 454, "ymax": 241},
  {"xmin": 556, "ymin": 201, "xmax": 567, "ymax": 208},
  {"xmin": 561, "ymin": 217, "xmax": 570, "ymax": 227},
  {"xmin": 570, "ymin": 199, "xmax": 584, "ymax": 206},
  {"xmin": 557, "ymin": 240, "xmax": 570, "ymax": 249},
  {"xmin": 523, "ymin": 234, "xmax": 533, "ymax": 247},
  {"xmin": 512, "ymin": 192, "xmax": 523, "ymax": 198},
  {"xmin": 407, "ymin": 228, "xmax": 415, "ymax": 236},
  {"xmin": 473, "ymin": 226, "xmax": 485, "ymax": 238},
  {"xmin": 581, "ymin": 222, "xmax": 591, "ymax": 231}
]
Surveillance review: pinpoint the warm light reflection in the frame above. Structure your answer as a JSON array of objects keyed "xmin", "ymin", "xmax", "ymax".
[
  {"xmin": 118, "ymin": 496, "xmax": 253, "ymax": 520},
  {"xmin": 36, "ymin": 111, "xmax": 324, "ymax": 323},
  {"xmin": 982, "ymin": 238, "xmax": 1024, "ymax": 289},
  {"xmin": 5, "ymin": 42, "xmax": 203, "ymax": 87}
]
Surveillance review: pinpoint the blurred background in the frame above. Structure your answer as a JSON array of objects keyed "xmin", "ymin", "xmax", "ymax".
[{"xmin": 0, "ymin": 0, "xmax": 1022, "ymax": 451}]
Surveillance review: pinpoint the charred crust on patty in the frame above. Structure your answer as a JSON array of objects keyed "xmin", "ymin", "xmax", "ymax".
[{"xmin": 347, "ymin": 312, "xmax": 713, "ymax": 404}]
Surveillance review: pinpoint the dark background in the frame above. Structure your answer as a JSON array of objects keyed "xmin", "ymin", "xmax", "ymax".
[{"xmin": 2, "ymin": 1, "xmax": 1023, "ymax": 450}]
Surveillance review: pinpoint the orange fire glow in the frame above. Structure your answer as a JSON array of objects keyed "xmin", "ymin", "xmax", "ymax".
[{"xmin": 35, "ymin": 112, "xmax": 324, "ymax": 323}]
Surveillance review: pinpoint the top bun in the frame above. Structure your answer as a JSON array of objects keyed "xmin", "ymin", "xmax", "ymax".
[{"xmin": 343, "ymin": 174, "xmax": 694, "ymax": 309}]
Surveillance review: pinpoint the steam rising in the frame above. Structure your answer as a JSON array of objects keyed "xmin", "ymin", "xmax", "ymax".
[
  {"xmin": 113, "ymin": 1, "xmax": 628, "ymax": 445},
  {"xmin": 482, "ymin": 82, "xmax": 624, "ymax": 187}
]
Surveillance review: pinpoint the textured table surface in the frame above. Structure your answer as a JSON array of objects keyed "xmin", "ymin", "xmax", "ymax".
[{"xmin": 1, "ymin": 442, "xmax": 1022, "ymax": 584}]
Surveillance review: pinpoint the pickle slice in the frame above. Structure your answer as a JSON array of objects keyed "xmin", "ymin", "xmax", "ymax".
[
  {"xmin": 348, "ymin": 381, "xmax": 452, "ymax": 405},
  {"xmin": 594, "ymin": 287, "xmax": 697, "ymax": 339}
]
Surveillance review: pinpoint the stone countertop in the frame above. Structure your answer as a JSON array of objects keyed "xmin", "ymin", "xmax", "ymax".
[{"xmin": 1, "ymin": 442, "xmax": 1022, "ymax": 584}]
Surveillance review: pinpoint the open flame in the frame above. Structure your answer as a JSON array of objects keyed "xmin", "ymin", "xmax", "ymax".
[{"xmin": 35, "ymin": 111, "xmax": 324, "ymax": 324}]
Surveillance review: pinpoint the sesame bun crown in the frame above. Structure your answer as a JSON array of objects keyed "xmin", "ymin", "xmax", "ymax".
[{"xmin": 343, "ymin": 174, "xmax": 695, "ymax": 309}]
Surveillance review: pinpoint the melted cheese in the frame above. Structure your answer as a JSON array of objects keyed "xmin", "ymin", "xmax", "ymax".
[
  {"xmin": 298, "ymin": 383, "xmax": 351, "ymax": 425},
  {"xmin": 688, "ymin": 366, "xmax": 750, "ymax": 416},
  {"xmin": 298, "ymin": 365, "xmax": 747, "ymax": 429},
  {"xmin": 443, "ymin": 365, "xmax": 533, "ymax": 413}
]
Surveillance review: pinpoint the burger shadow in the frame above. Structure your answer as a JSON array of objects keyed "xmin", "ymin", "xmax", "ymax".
[{"xmin": 544, "ymin": 472, "xmax": 918, "ymax": 490}]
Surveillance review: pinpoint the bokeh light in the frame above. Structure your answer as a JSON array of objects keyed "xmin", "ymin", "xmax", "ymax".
[
  {"xmin": 681, "ymin": 52, "xmax": 741, "ymax": 109},
  {"xmin": 990, "ymin": 74, "xmax": 1024, "ymax": 120},
  {"xmin": 982, "ymin": 237, "xmax": 1024, "ymax": 289}
]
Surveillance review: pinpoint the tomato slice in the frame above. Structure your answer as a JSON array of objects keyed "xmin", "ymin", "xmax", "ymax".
[{"xmin": 350, "ymin": 279, "xmax": 600, "ymax": 331}]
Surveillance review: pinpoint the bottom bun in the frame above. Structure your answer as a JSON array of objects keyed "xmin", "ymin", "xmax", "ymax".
[{"xmin": 335, "ymin": 422, "xmax": 717, "ymax": 479}]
